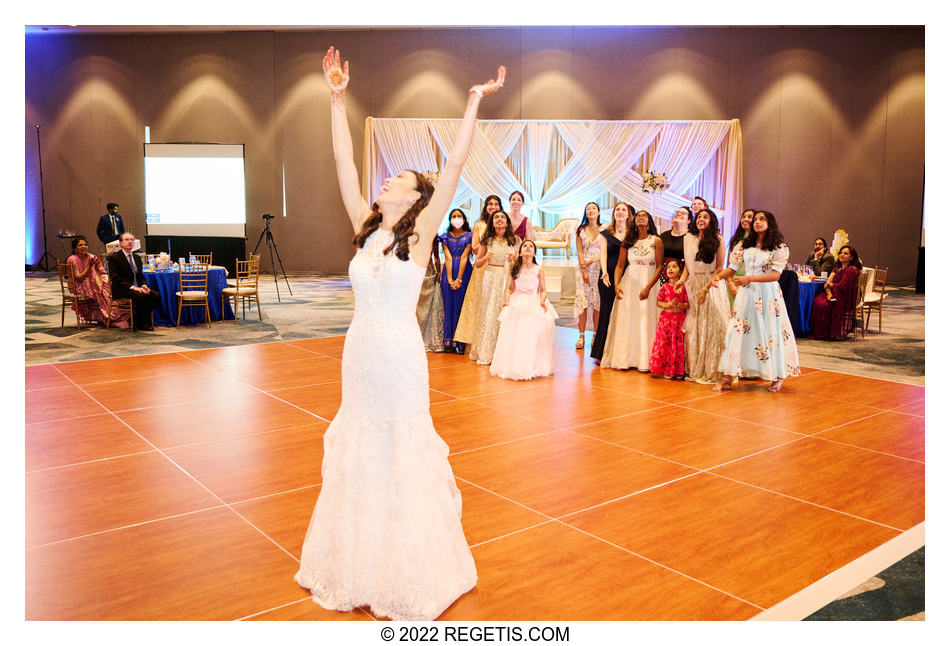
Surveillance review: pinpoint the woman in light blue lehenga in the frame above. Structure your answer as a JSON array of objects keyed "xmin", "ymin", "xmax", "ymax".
[{"xmin": 707, "ymin": 210, "xmax": 800, "ymax": 393}]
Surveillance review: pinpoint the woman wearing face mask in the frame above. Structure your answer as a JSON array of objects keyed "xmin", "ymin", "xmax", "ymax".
[
  {"xmin": 439, "ymin": 209, "xmax": 473, "ymax": 353},
  {"xmin": 468, "ymin": 210, "xmax": 520, "ymax": 364},
  {"xmin": 65, "ymin": 236, "xmax": 130, "ymax": 328},
  {"xmin": 573, "ymin": 202, "xmax": 602, "ymax": 349},
  {"xmin": 682, "ymin": 208, "xmax": 730, "ymax": 384},
  {"xmin": 600, "ymin": 210, "xmax": 664, "ymax": 371},
  {"xmin": 589, "ymin": 202, "xmax": 631, "ymax": 362},
  {"xmin": 659, "ymin": 206, "xmax": 691, "ymax": 288},
  {"xmin": 508, "ymin": 190, "xmax": 534, "ymax": 241},
  {"xmin": 490, "ymin": 240, "xmax": 557, "ymax": 380},
  {"xmin": 712, "ymin": 210, "xmax": 801, "ymax": 392},
  {"xmin": 453, "ymin": 195, "xmax": 502, "ymax": 350},
  {"xmin": 725, "ymin": 209, "xmax": 755, "ymax": 309}
]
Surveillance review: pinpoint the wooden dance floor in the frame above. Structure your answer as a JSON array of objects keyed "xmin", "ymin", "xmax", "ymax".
[{"xmin": 25, "ymin": 327, "xmax": 924, "ymax": 620}]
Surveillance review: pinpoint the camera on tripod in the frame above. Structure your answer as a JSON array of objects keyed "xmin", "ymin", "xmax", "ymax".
[{"xmin": 261, "ymin": 213, "xmax": 275, "ymax": 220}]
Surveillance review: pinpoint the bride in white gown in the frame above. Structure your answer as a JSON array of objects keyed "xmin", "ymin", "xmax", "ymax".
[{"xmin": 293, "ymin": 47, "xmax": 505, "ymax": 621}]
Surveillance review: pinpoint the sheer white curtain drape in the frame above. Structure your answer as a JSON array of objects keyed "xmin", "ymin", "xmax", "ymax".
[{"xmin": 362, "ymin": 118, "xmax": 742, "ymax": 235}]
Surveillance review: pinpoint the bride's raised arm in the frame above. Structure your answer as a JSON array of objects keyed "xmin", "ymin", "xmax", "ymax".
[
  {"xmin": 416, "ymin": 67, "xmax": 506, "ymax": 237},
  {"xmin": 323, "ymin": 47, "xmax": 372, "ymax": 233}
]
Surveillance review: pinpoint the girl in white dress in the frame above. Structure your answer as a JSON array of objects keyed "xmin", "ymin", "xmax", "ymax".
[
  {"xmin": 468, "ymin": 210, "xmax": 520, "ymax": 364},
  {"xmin": 601, "ymin": 210, "xmax": 664, "ymax": 371},
  {"xmin": 490, "ymin": 240, "xmax": 558, "ymax": 380},
  {"xmin": 294, "ymin": 47, "xmax": 505, "ymax": 621},
  {"xmin": 572, "ymin": 202, "xmax": 602, "ymax": 349}
]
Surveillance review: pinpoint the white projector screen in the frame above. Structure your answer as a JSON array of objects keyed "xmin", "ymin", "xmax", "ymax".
[{"xmin": 144, "ymin": 143, "xmax": 247, "ymax": 237}]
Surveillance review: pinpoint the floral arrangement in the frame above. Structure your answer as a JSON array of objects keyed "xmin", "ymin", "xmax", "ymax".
[
  {"xmin": 640, "ymin": 171, "xmax": 670, "ymax": 194},
  {"xmin": 421, "ymin": 170, "xmax": 440, "ymax": 186},
  {"xmin": 830, "ymin": 229, "xmax": 849, "ymax": 259}
]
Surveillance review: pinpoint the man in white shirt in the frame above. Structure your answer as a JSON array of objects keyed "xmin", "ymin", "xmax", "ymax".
[{"xmin": 106, "ymin": 232, "xmax": 160, "ymax": 330}]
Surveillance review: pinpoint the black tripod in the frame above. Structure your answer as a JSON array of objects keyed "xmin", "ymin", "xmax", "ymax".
[
  {"xmin": 30, "ymin": 124, "xmax": 57, "ymax": 272},
  {"xmin": 252, "ymin": 215, "xmax": 292, "ymax": 301}
]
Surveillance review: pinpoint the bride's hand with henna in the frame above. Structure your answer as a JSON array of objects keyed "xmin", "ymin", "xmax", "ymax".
[{"xmin": 322, "ymin": 46, "xmax": 350, "ymax": 94}]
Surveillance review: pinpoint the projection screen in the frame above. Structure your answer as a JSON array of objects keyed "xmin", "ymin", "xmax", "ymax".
[{"xmin": 144, "ymin": 143, "xmax": 247, "ymax": 237}]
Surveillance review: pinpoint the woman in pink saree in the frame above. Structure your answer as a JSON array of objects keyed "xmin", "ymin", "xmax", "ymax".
[{"xmin": 66, "ymin": 236, "xmax": 130, "ymax": 328}]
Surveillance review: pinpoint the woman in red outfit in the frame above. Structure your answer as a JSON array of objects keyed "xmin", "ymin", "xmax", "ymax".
[{"xmin": 810, "ymin": 244, "xmax": 862, "ymax": 340}]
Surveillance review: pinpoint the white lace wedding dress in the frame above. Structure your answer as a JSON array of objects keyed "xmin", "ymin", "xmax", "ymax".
[{"xmin": 295, "ymin": 228, "xmax": 477, "ymax": 621}]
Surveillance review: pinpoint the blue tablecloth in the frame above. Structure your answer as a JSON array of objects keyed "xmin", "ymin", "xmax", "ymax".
[
  {"xmin": 143, "ymin": 267, "xmax": 235, "ymax": 327},
  {"xmin": 796, "ymin": 279, "xmax": 825, "ymax": 336}
]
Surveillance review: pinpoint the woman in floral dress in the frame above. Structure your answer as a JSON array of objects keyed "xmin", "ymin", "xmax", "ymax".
[
  {"xmin": 711, "ymin": 210, "xmax": 801, "ymax": 392},
  {"xmin": 573, "ymin": 202, "xmax": 602, "ymax": 349}
]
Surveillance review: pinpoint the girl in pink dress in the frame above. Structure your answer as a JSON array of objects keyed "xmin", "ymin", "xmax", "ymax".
[{"xmin": 649, "ymin": 259, "xmax": 689, "ymax": 379}]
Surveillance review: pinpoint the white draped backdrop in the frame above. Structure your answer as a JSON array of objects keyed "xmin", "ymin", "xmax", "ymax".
[{"xmin": 362, "ymin": 118, "xmax": 743, "ymax": 237}]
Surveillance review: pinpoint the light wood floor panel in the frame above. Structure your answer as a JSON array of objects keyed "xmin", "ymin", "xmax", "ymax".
[
  {"xmin": 472, "ymin": 381, "xmax": 667, "ymax": 429},
  {"xmin": 184, "ymin": 342, "xmax": 322, "ymax": 369},
  {"xmin": 710, "ymin": 437, "xmax": 924, "ymax": 530},
  {"xmin": 794, "ymin": 370, "xmax": 925, "ymax": 409},
  {"xmin": 562, "ymin": 472, "xmax": 899, "ymax": 608},
  {"xmin": 286, "ymin": 336, "xmax": 346, "ymax": 358},
  {"xmin": 26, "ymin": 451, "xmax": 221, "ymax": 547},
  {"xmin": 25, "ymin": 384, "xmax": 106, "ymax": 424},
  {"xmin": 891, "ymin": 398, "xmax": 925, "ymax": 417},
  {"xmin": 82, "ymin": 372, "xmax": 260, "ymax": 412},
  {"xmin": 450, "ymin": 431, "xmax": 696, "ymax": 518},
  {"xmin": 572, "ymin": 405, "xmax": 802, "ymax": 470},
  {"xmin": 25, "ymin": 364, "xmax": 72, "ymax": 390},
  {"xmin": 115, "ymin": 392, "xmax": 322, "ymax": 448},
  {"xmin": 54, "ymin": 351, "xmax": 212, "ymax": 385},
  {"xmin": 680, "ymin": 387, "xmax": 885, "ymax": 435},
  {"xmin": 227, "ymin": 355, "xmax": 345, "ymax": 390},
  {"xmin": 164, "ymin": 423, "xmax": 327, "ymax": 503},
  {"xmin": 231, "ymin": 486, "xmax": 321, "ymax": 558},
  {"xmin": 817, "ymin": 411, "xmax": 924, "ymax": 461},
  {"xmin": 24, "ymin": 334, "xmax": 925, "ymax": 620},
  {"xmin": 431, "ymin": 399, "xmax": 559, "ymax": 454},
  {"xmin": 244, "ymin": 597, "xmax": 373, "ymax": 621},
  {"xmin": 26, "ymin": 413, "xmax": 154, "ymax": 472},
  {"xmin": 267, "ymin": 382, "xmax": 342, "ymax": 420},
  {"xmin": 427, "ymin": 363, "xmax": 549, "ymax": 398},
  {"xmin": 440, "ymin": 522, "xmax": 760, "ymax": 620},
  {"xmin": 26, "ymin": 507, "xmax": 306, "ymax": 620},
  {"xmin": 586, "ymin": 369, "xmax": 712, "ymax": 403},
  {"xmin": 455, "ymin": 480, "xmax": 550, "ymax": 546}
]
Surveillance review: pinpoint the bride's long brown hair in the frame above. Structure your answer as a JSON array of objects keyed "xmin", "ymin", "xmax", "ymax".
[{"xmin": 353, "ymin": 171, "xmax": 435, "ymax": 261}]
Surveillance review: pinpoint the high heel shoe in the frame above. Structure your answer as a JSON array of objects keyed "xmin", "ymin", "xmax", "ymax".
[{"xmin": 575, "ymin": 336, "xmax": 585, "ymax": 349}]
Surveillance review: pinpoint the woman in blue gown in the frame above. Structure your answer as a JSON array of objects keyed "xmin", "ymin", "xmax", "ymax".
[{"xmin": 439, "ymin": 208, "xmax": 474, "ymax": 352}]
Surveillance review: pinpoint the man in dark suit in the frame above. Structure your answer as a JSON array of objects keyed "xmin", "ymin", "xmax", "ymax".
[
  {"xmin": 107, "ymin": 232, "xmax": 160, "ymax": 331},
  {"xmin": 96, "ymin": 202, "xmax": 125, "ymax": 246}
]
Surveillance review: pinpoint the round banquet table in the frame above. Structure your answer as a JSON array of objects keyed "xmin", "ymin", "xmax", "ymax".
[
  {"xmin": 796, "ymin": 279, "xmax": 826, "ymax": 336},
  {"xmin": 143, "ymin": 266, "xmax": 235, "ymax": 327}
]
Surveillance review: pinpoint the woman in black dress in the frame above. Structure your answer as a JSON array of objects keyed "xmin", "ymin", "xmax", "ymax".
[
  {"xmin": 590, "ymin": 202, "xmax": 631, "ymax": 362},
  {"xmin": 658, "ymin": 205, "xmax": 691, "ymax": 286}
]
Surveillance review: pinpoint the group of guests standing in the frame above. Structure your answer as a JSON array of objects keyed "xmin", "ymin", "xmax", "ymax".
[
  {"xmin": 575, "ymin": 197, "xmax": 801, "ymax": 392},
  {"xmin": 415, "ymin": 191, "xmax": 557, "ymax": 380}
]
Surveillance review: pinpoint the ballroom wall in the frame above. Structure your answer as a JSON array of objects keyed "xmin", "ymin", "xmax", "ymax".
[{"xmin": 25, "ymin": 26, "xmax": 924, "ymax": 281}]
